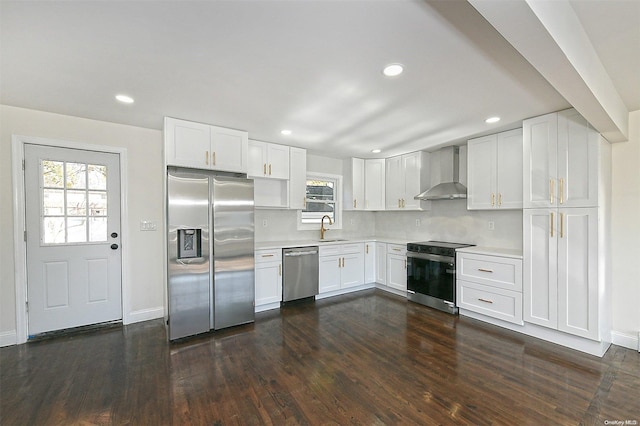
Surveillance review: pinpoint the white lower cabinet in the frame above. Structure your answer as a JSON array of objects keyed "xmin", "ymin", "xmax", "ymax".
[
  {"xmin": 254, "ymin": 249, "xmax": 282, "ymax": 309},
  {"xmin": 386, "ymin": 244, "xmax": 407, "ymax": 292},
  {"xmin": 375, "ymin": 242, "xmax": 387, "ymax": 285},
  {"xmin": 457, "ymin": 251, "xmax": 523, "ymax": 325},
  {"xmin": 524, "ymin": 207, "xmax": 601, "ymax": 340},
  {"xmin": 364, "ymin": 241, "xmax": 376, "ymax": 283},
  {"xmin": 318, "ymin": 243, "xmax": 365, "ymax": 293}
]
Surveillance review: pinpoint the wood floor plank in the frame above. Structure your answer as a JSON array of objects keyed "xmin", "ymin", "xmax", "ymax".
[{"xmin": 1, "ymin": 289, "xmax": 639, "ymax": 425}]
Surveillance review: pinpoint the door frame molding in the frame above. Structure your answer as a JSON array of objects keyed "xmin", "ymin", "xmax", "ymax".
[{"xmin": 12, "ymin": 135, "xmax": 130, "ymax": 344}]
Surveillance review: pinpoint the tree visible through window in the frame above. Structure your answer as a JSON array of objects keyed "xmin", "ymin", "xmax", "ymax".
[{"xmin": 41, "ymin": 160, "xmax": 108, "ymax": 244}]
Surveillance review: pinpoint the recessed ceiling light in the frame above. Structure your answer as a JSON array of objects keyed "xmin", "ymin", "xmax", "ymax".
[
  {"xmin": 485, "ymin": 116, "xmax": 500, "ymax": 124},
  {"xmin": 280, "ymin": 129, "xmax": 292, "ymax": 135},
  {"xmin": 382, "ymin": 63, "xmax": 404, "ymax": 77},
  {"xmin": 371, "ymin": 149, "xmax": 381, "ymax": 154},
  {"xmin": 115, "ymin": 94, "xmax": 134, "ymax": 104}
]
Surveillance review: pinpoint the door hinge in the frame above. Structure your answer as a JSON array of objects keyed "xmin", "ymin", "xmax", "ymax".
[
  {"xmin": 22, "ymin": 159, "xmax": 25, "ymax": 170},
  {"xmin": 25, "ymin": 301, "xmax": 29, "ymax": 312},
  {"xmin": 24, "ymin": 230, "xmax": 27, "ymax": 242}
]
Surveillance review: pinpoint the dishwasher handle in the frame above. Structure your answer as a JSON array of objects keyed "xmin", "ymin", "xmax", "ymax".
[{"xmin": 284, "ymin": 250, "xmax": 318, "ymax": 257}]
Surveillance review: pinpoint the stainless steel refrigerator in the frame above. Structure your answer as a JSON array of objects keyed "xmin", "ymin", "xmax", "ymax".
[{"xmin": 167, "ymin": 167, "xmax": 255, "ymax": 340}]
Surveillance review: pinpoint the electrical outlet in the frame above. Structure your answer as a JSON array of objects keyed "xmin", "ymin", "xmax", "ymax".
[
  {"xmin": 262, "ymin": 219, "xmax": 268, "ymax": 228},
  {"xmin": 488, "ymin": 221, "xmax": 495, "ymax": 231},
  {"xmin": 140, "ymin": 220, "xmax": 157, "ymax": 231},
  {"xmin": 415, "ymin": 219, "xmax": 421, "ymax": 227}
]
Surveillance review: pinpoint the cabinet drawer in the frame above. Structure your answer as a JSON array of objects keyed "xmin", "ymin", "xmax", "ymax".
[
  {"xmin": 255, "ymin": 249, "xmax": 282, "ymax": 263},
  {"xmin": 457, "ymin": 253, "xmax": 522, "ymax": 291},
  {"xmin": 319, "ymin": 245, "xmax": 341, "ymax": 257},
  {"xmin": 341, "ymin": 243, "xmax": 363, "ymax": 254},
  {"xmin": 457, "ymin": 279, "xmax": 523, "ymax": 324},
  {"xmin": 387, "ymin": 244, "xmax": 407, "ymax": 256}
]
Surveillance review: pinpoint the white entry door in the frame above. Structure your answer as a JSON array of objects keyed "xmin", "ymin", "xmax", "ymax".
[{"xmin": 24, "ymin": 144, "xmax": 122, "ymax": 336}]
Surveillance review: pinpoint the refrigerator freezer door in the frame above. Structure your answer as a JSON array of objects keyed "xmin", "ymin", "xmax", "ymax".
[
  {"xmin": 167, "ymin": 170, "xmax": 211, "ymax": 340},
  {"xmin": 212, "ymin": 177, "xmax": 255, "ymax": 329}
]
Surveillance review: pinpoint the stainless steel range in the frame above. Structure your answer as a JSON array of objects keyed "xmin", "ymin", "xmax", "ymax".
[{"xmin": 406, "ymin": 241, "xmax": 475, "ymax": 314}]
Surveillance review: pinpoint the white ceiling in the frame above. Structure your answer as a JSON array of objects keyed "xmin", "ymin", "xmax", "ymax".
[{"xmin": 1, "ymin": 0, "xmax": 637, "ymax": 159}]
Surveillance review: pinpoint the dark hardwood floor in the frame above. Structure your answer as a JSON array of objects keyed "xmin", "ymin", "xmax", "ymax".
[{"xmin": 1, "ymin": 289, "xmax": 638, "ymax": 425}]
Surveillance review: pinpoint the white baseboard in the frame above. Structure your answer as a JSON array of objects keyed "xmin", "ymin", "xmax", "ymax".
[
  {"xmin": 125, "ymin": 307, "xmax": 164, "ymax": 325},
  {"xmin": 0, "ymin": 330, "xmax": 17, "ymax": 347},
  {"xmin": 611, "ymin": 330, "xmax": 640, "ymax": 351}
]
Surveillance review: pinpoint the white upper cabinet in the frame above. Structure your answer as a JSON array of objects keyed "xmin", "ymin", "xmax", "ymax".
[
  {"xmin": 288, "ymin": 147, "xmax": 307, "ymax": 210},
  {"xmin": 165, "ymin": 117, "xmax": 248, "ymax": 173},
  {"xmin": 248, "ymin": 140, "xmax": 290, "ymax": 179},
  {"xmin": 467, "ymin": 128, "xmax": 523, "ymax": 210},
  {"xmin": 365, "ymin": 159, "xmax": 386, "ymax": 210},
  {"xmin": 523, "ymin": 109, "xmax": 598, "ymax": 208},
  {"xmin": 343, "ymin": 158, "xmax": 365, "ymax": 210},
  {"xmin": 385, "ymin": 151, "xmax": 430, "ymax": 210},
  {"xmin": 344, "ymin": 158, "xmax": 386, "ymax": 211}
]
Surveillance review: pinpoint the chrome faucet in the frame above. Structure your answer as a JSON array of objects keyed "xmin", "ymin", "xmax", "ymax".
[{"xmin": 320, "ymin": 215, "xmax": 333, "ymax": 240}]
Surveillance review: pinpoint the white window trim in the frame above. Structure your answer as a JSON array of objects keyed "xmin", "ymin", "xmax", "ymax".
[{"xmin": 297, "ymin": 172, "xmax": 342, "ymax": 231}]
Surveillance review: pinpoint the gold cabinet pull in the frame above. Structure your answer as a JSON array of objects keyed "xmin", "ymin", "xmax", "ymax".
[
  {"xmin": 398, "ymin": 199, "xmax": 401, "ymax": 208},
  {"xmin": 560, "ymin": 178, "xmax": 564, "ymax": 204},
  {"xmin": 365, "ymin": 244, "xmax": 369, "ymax": 254},
  {"xmin": 212, "ymin": 152, "xmax": 216, "ymax": 166},
  {"xmin": 550, "ymin": 212, "xmax": 555, "ymax": 237},
  {"xmin": 560, "ymin": 212, "xmax": 564, "ymax": 238},
  {"xmin": 498, "ymin": 193, "xmax": 502, "ymax": 207},
  {"xmin": 261, "ymin": 254, "xmax": 274, "ymax": 258},
  {"xmin": 338, "ymin": 258, "xmax": 341, "ymax": 268},
  {"xmin": 404, "ymin": 259, "xmax": 407, "ymax": 269},
  {"xmin": 550, "ymin": 179, "xmax": 555, "ymax": 204},
  {"xmin": 205, "ymin": 150, "xmax": 209, "ymax": 165},
  {"xmin": 303, "ymin": 197, "xmax": 307, "ymax": 208},
  {"xmin": 269, "ymin": 164, "xmax": 272, "ymax": 175},
  {"xmin": 354, "ymin": 199, "xmax": 357, "ymax": 208},
  {"xmin": 278, "ymin": 263, "xmax": 282, "ymax": 276},
  {"xmin": 478, "ymin": 298, "xmax": 494, "ymax": 304},
  {"xmin": 478, "ymin": 268, "xmax": 493, "ymax": 273},
  {"xmin": 403, "ymin": 199, "xmax": 406, "ymax": 208},
  {"xmin": 263, "ymin": 163, "xmax": 266, "ymax": 175},
  {"xmin": 491, "ymin": 193, "xmax": 495, "ymax": 207}
]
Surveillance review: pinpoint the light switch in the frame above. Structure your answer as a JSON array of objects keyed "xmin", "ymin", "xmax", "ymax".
[{"xmin": 140, "ymin": 220, "xmax": 157, "ymax": 231}]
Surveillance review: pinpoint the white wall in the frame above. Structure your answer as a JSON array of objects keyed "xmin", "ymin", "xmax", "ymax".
[
  {"xmin": 0, "ymin": 105, "xmax": 165, "ymax": 345},
  {"xmin": 610, "ymin": 109, "xmax": 640, "ymax": 349}
]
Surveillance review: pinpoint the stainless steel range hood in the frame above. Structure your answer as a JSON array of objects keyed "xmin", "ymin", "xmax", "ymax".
[{"xmin": 414, "ymin": 146, "xmax": 467, "ymax": 200}]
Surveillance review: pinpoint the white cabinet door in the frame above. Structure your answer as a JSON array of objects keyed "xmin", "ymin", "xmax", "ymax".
[
  {"xmin": 267, "ymin": 143, "xmax": 290, "ymax": 179},
  {"xmin": 385, "ymin": 155, "xmax": 403, "ymax": 210},
  {"xmin": 319, "ymin": 255, "xmax": 341, "ymax": 293},
  {"xmin": 496, "ymin": 129, "xmax": 523, "ymax": 209},
  {"xmin": 387, "ymin": 253, "xmax": 407, "ymax": 292},
  {"xmin": 523, "ymin": 208, "xmax": 558, "ymax": 329},
  {"xmin": 364, "ymin": 242, "xmax": 376, "ymax": 283},
  {"xmin": 524, "ymin": 112, "xmax": 558, "ymax": 208},
  {"xmin": 557, "ymin": 208, "xmax": 599, "ymax": 340},
  {"xmin": 364, "ymin": 159, "xmax": 385, "ymax": 210},
  {"xmin": 248, "ymin": 141, "xmax": 289, "ymax": 179},
  {"xmin": 165, "ymin": 118, "xmax": 211, "ymax": 169},
  {"xmin": 210, "ymin": 125, "xmax": 248, "ymax": 173},
  {"xmin": 557, "ymin": 110, "xmax": 599, "ymax": 208},
  {"xmin": 467, "ymin": 134, "xmax": 496, "ymax": 210},
  {"xmin": 255, "ymin": 261, "xmax": 282, "ymax": 306},
  {"xmin": 341, "ymin": 252, "xmax": 365, "ymax": 288},
  {"xmin": 402, "ymin": 152, "xmax": 423, "ymax": 210},
  {"xmin": 289, "ymin": 147, "xmax": 307, "ymax": 209},
  {"xmin": 375, "ymin": 242, "xmax": 387, "ymax": 284},
  {"xmin": 344, "ymin": 158, "xmax": 365, "ymax": 210}
]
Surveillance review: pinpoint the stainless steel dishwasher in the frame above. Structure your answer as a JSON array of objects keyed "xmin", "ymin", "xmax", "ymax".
[{"xmin": 282, "ymin": 246, "xmax": 319, "ymax": 302}]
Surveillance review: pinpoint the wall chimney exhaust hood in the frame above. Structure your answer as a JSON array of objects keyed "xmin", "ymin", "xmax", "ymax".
[{"xmin": 414, "ymin": 146, "xmax": 467, "ymax": 200}]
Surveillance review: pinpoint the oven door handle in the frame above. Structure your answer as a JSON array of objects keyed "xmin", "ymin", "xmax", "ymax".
[{"xmin": 407, "ymin": 252, "xmax": 454, "ymax": 263}]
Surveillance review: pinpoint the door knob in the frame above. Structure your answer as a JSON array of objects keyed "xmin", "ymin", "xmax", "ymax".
[
  {"xmin": 110, "ymin": 244, "xmax": 119, "ymax": 250},
  {"xmin": 111, "ymin": 232, "xmax": 118, "ymax": 238}
]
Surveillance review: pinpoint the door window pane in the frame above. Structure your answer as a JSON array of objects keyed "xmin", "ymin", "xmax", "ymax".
[
  {"xmin": 67, "ymin": 190, "xmax": 87, "ymax": 216},
  {"xmin": 42, "ymin": 161, "xmax": 64, "ymax": 188},
  {"xmin": 88, "ymin": 165, "xmax": 107, "ymax": 190},
  {"xmin": 66, "ymin": 163, "xmax": 86, "ymax": 189},
  {"xmin": 40, "ymin": 160, "xmax": 109, "ymax": 245}
]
